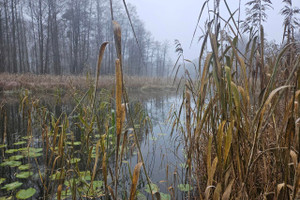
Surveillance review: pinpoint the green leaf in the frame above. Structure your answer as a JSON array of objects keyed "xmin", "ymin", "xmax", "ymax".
[
  {"xmin": 0, "ymin": 196, "xmax": 12, "ymax": 200},
  {"xmin": 23, "ymin": 152, "xmax": 42, "ymax": 158},
  {"xmin": 0, "ymin": 178, "xmax": 5, "ymax": 185},
  {"xmin": 64, "ymin": 178, "xmax": 79, "ymax": 187},
  {"xmin": 50, "ymin": 171, "xmax": 65, "ymax": 180},
  {"xmin": 21, "ymin": 148, "xmax": 43, "ymax": 158},
  {"xmin": 16, "ymin": 171, "xmax": 33, "ymax": 179},
  {"xmin": 91, "ymin": 181, "xmax": 103, "ymax": 190},
  {"xmin": 177, "ymin": 184, "xmax": 193, "ymax": 192},
  {"xmin": 70, "ymin": 158, "xmax": 81, "ymax": 164},
  {"xmin": 136, "ymin": 191, "xmax": 147, "ymax": 200},
  {"xmin": 18, "ymin": 164, "xmax": 30, "ymax": 171},
  {"xmin": 79, "ymin": 171, "xmax": 91, "ymax": 181},
  {"xmin": 16, "ymin": 188, "xmax": 36, "ymax": 199},
  {"xmin": 13, "ymin": 141, "xmax": 27, "ymax": 146},
  {"xmin": 0, "ymin": 160, "xmax": 22, "ymax": 167},
  {"xmin": 145, "ymin": 183, "xmax": 159, "ymax": 194},
  {"xmin": 2, "ymin": 181, "xmax": 23, "ymax": 190},
  {"xmin": 5, "ymin": 149, "xmax": 19, "ymax": 154},
  {"xmin": 9, "ymin": 155, "xmax": 24, "ymax": 161},
  {"xmin": 0, "ymin": 144, "xmax": 7, "ymax": 148},
  {"xmin": 21, "ymin": 136, "xmax": 32, "ymax": 140},
  {"xmin": 160, "ymin": 193, "xmax": 171, "ymax": 200}
]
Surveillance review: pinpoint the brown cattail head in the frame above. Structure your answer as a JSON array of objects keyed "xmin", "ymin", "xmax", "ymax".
[{"xmin": 115, "ymin": 59, "xmax": 122, "ymax": 137}]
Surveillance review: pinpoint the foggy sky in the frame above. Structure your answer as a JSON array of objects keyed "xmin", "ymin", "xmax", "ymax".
[{"xmin": 126, "ymin": 0, "xmax": 300, "ymax": 60}]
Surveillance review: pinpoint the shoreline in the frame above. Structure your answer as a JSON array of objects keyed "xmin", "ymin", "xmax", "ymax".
[{"xmin": 0, "ymin": 73, "xmax": 178, "ymax": 94}]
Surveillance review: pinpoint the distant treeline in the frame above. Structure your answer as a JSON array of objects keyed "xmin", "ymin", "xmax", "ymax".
[{"xmin": 0, "ymin": 0, "xmax": 170, "ymax": 76}]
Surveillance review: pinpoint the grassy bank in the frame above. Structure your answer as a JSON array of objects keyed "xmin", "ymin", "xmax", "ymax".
[{"xmin": 0, "ymin": 73, "xmax": 177, "ymax": 94}]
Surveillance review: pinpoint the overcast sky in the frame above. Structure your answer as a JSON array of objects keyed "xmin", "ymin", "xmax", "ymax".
[{"xmin": 126, "ymin": 0, "xmax": 300, "ymax": 61}]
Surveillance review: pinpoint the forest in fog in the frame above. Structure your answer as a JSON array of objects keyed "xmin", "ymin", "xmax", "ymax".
[{"xmin": 0, "ymin": 0, "xmax": 170, "ymax": 76}]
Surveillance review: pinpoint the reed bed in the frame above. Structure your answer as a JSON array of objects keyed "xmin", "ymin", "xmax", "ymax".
[
  {"xmin": 170, "ymin": 2, "xmax": 300, "ymax": 199},
  {"xmin": 0, "ymin": 73, "xmax": 176, "ymax": 93}
]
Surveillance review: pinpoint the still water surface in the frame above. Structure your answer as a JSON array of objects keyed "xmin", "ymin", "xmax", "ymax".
[{"xmin": 0, "ymin": 91, "xmax": 187, "ymax": 199}]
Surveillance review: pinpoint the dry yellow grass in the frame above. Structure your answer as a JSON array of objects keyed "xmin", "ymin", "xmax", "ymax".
[{"xmin": 0, "ymin": 73, "xmax": 176, "ymax": 92}]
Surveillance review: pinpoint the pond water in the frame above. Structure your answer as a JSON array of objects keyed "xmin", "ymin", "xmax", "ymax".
[{"xmin": 0, "ymin": 91, "xmax": 189, "ymax": 199}]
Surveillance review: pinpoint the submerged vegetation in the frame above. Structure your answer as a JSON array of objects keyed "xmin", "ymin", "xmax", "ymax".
[{"xmin": 0, "ymin": 0, "xmax": 300, "ymax": 199}]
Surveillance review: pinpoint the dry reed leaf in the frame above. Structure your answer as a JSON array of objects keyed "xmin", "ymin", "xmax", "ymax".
[
  {"xmin": 211, "ymin": 157, "xmax": 218, "ymax": 183},
  {"xmin": 205, "ymin": 185, "xmax": 215, "ymax": 200},
  {"xmin": 277, "ymin": 183, "xmax": 285, "ymax": 198},
  {"xmin": 293, "ymin": 163, "xmax": 300, "ymax": 199},
  {"xmin": 120, "ymin": 129, "xmax": 128, "ymax": 163},
  {"xmin": 129, "ymin": 162, "xmax": 143, "ymax": 200},
  {"xmin": 290, "ymin": 150, "xmax": 298, "ymax": 169},
  {"xmin": 207, "ymin": 136, "xmax": 212, "ymax": 182},
  {"xmin": 200, "ymin": 53, "xmax": 212, "ymax": 95},
  {"xmin": 217, "ymin": 121, "xmax": 226, "ymax": 162},
  {"xmin": 261, "ymin": 85, "xmax": 292, "ymax": 121},
  {"xmin": 91, "ymin": 140, "xmax": 101, "ymax": 186},
  {"xmin": 213, "ymin": 183, "xmax": 222, "ymax": 200},
  {"xmin": 92, "ymin": 42, "xmax": 109, "ymax": 109},
  {"xmin": 206, "ymin": 156, "xmax": 219, "ymax": 200},
  {"xmin": 222, "ymin": 179, "xmax": 234, "ymax": 200},
  {"xmin": 231, "ymin": 82, "xmax": 241, "ymax": 119}
]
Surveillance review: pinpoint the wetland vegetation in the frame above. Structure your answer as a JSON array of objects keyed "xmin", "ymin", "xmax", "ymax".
[{"xmin": 1, "ymin": 0, "xmax": 300, "ymax": 199}]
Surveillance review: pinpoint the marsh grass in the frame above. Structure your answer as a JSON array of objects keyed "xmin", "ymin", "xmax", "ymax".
[
  {"xmin": 171, "ymin": 1, "xmax": 300, "ymax": 199},
  {"xmin": 0, "ymin": 73, "xmax": 176, "ymax": 94}
]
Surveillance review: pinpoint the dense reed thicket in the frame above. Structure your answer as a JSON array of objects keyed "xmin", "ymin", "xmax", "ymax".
[{"xmin": 171, "ymin": 0, "xmax": 300, "ymax": 199}]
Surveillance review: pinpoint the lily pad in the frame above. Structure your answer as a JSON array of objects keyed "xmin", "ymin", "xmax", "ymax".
[
  {"xmin": 0, "ymin": 160, "xmax": 22, "ymax": 167},
  {"xmin": 91, "ymin": 181, "xmax": 103, "ymax": 190},
  {"xmin": 22, "ymin": 151, "xmax": 42, "ymax": 158},
  {"xmin": 0, "ymin": 144, "xmax": 7, "ymax": 148},
  {"xmin": 73, "ymin": 142, "xmax": 81, "ymax": 146},
  {"xmin": 18, "ymin": 164, "xmax": 30, "ymax": 171},
  {"xmin": 0, "ymin": 178, "xmax": 5, "ymax": 185},
  {"xmin": 21, "ymin": 136, "xmax": 33, "ymax": 140},
  {"xmin": 160, "ymin": 193, "xmax": 171, "ymax": 200},
  {"xmin": 9, "ymin": 155, "xmax": 24, "ymax": 161},
  {"xmin": 5, "ymin": 149, "xmax": 19, "ymax": 154},
  {"xmin": 13, "ymin": 141, "xmax": 27, "ymax": 146},
  {"xmin": 79, "ymin": 171, "xmax": 91, "ymax": 181},
  {"xmin": 16, "ymin": 188, "xmax": 36, "ymax": 199},
  {"xmin": 177, "ymin": 184, "xmax": 193, "ymax": 192},
  {"xmin": 16, "ymin": 171, "xmax": 33, "ymax": 179},
  {"xmin": 145, "ymin": 183, "xmax": 159, "ymax": 194},
  {"xmin": 64, "ymin": 178, "xmax": 79, "ymax": 187},
  {"xmin": 70, "ymin": 158, "xmax": 81, "ymax": 164},
  {"xmin": 0, "ymin": 196, "xmax": 12, "ymax": 200},
  {"xmin": 2, "ymin": 181, "xmax": 23, "ymax": 190}
]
